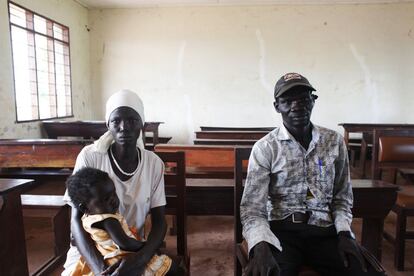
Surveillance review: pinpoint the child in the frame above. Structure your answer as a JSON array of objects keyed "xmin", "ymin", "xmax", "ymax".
[{"xmin": 66, "ymin": 167, "xmax": 183, "ymax": 276}]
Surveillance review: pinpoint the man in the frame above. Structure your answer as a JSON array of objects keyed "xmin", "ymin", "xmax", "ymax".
[{"xmin": 240, "ymin": 73, "xmax": 385, "ymax": 276}]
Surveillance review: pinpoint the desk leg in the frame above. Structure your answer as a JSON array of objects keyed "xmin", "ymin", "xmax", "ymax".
[
  {"xmin": 361, "ymin": 218, "xmax": 383, "ymax": 261},
  {"xmin": 344, "ymin": 130, "xmax": 349, "ymax": 147},
  {"xmin": 359, "ymin": 139, "xmax": 368, "ymax": 178},
  {"xmin": 0, "ymin": 192, "xmax": 29, "ymax": 276}
]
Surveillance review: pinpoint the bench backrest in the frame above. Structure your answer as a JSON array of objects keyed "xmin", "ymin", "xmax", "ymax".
[
  {"xmin": 43, "ymin": 121, "xmax": 107, "ymax": 139},
  {"xmin": 42, "ymin": 121, "xmax": 163, "ymax": 145},
  {"xmin": 200, "ymin": 126, "xmax": 275, "ymax": 131},
  {"xmin": 234, "ymin": 147, "xmax": 252, "ymax": 245},
  {"xmin": 155, "ymin": 144, "xmax": 236, "ymax": 168},
  {"xmin": 0, "ymin": 139, "xmax": 90, "ymax": 168},
  {"xmin": 155, "ymin": 144, "xmax": 250, "ymax": 179},
  {"xmin": 195, "ymin": 131, "xmax": 270, "ymax": 140},
  {"xmin": 372, "ymin": 129, "xmax": 414, "ymax": 180},
  {"xmin": 154, "ymin": 151, "xmax": 188, "ymax": 260}
]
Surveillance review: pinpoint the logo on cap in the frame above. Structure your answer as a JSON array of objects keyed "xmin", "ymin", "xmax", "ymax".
[{"xmin": 283, "ymin": 73, "xmax": 302, "ymax": 82}]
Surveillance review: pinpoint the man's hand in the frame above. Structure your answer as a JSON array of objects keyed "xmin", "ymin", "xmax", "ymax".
[
  {"xmin": 244, "ymin": 241, "xmax": 280, "ymax": 276},
  {"xmin": 337, "ymin": 231, "xmax": 367, "ymax": 272}
]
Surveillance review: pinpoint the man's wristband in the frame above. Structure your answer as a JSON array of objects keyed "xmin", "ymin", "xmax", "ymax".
[{"xmin": 338, "ymin": 231, "xmax": 356, "ymax": 240}]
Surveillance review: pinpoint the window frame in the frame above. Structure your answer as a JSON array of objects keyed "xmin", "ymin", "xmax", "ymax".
[{"xmin": 8, "ymin": 1, "xmax": 74, "ymax": 123}]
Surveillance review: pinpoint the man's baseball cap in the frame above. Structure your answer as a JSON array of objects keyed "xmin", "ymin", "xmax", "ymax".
[{"xmin": 274, "ymin": 72, "xmax": 316, "ymax": 98}]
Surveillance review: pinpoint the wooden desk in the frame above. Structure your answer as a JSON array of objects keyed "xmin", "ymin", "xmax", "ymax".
[
  {"xmin": 0, "ymin": 179, "xmax": 35, "ymax": 276},
  {"xmin": 339, "ymin": 123, "xmax": 414, "ymax": 178},
  {"xmin": 194, "ymin": 139, "xmax": 257, "ymax": 146},
  {"xmin": 0, "ymin": 139, "xmax": 90, "ymax": 168},
  {"xmin": 143, "ymin": 122, "xmax": 163, "ymax": 146},
  {"xmin": 155, "ymin": 144, "xmax": 249, "ymax": 178},
  {"xmin": 186, "ymin": 178, "xmax": 397, "ymax": 260},
  {"xmin": 42, "ymin": 120, "xmax": 164, "ymax": 149},
  {"xmin": 200, "ymin": 126, "xmax": 275, "ymax": 131},
  {"xmin": 195, "ymin": 131, "xmax": 269, "ymax": 140},
  {"xmin": 43, "ymin": 120, "xmax": 107, "ymax": 139},
  {"xmin": 352, "ymin": 179, "xmax": 398, "ymax": 260}
]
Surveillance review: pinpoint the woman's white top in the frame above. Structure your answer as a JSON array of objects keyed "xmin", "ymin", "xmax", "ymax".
[{"xmin": 61, "ymin": 144, "xmax": 166, "ymax": 275}]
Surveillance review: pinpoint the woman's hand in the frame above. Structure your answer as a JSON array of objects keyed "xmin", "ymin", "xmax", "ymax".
[
  {"xmin": 103, "ymin": 206, "xmax": 167, "ymax": 275},
  {"xmin": 101, "ymin": 251, "xmax": 150, "ymax": 276}
]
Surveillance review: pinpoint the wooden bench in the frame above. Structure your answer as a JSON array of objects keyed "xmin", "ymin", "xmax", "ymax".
[
  {"xmin": 0, "ymin": 179, "xmax": 35, "ymax": 276},
  {"xmin": 154, "ymin": 144, "xmax": 248, "ymax": 178},
  {"xmin": 195, "ymin": 130, "xmax": 269, "ymax": 140},
  {"xmin": 0, "ymin": 139, "xmax": 81, "ymax": 275},
  {"xmin": 42, "ymin": 121, "xmax": 166, "ymax": 150},
  {"xmin": 194, "ymin": 127, "xmax": 274, "ymax": 146},
  {"xmin": 371, "ymin": 129, "xmax": 414, "ymax": 270},
  {"xmin": 154, "ymin": 151, "xmax": 190, "ymax": 273},
  {"xmin": 339, "ymin": 123, "xmax": 414, "ymax": 178},
  {"xmin": 21, "ymin": 194, "xmax": 70, "ymax": 275},
  {"xmin": 193, "ymin": 138, "xmax": 257, "ymax": 146},
  {"xmin": 200, "ymin": 126, "xmax": 275, "ymax": 131},
  {"xmin": 0, "ymin": 139, "xmax": 88, "ymax": 168}
]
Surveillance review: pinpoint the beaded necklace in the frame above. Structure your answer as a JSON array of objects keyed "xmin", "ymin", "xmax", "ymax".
[{"xmin": 109, "ymin": 145, "xmax": 140, "ymax": 177}]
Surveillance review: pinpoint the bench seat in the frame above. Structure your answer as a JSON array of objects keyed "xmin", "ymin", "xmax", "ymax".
[{"xmin": 21, "ymin": 194, "xmax": 70, "ymax": 276}]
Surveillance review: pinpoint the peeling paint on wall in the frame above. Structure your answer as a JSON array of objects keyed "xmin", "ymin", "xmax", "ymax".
[
  {"xmin": 256, "ymin": 28, "xmax": 273, "ymax": 95},
  {"xmin": 349, "ymin": 43, "xmax": 379, "ymax": 120}
]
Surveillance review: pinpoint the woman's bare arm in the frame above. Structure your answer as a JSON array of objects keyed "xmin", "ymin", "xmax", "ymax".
[
  {"xmin": 71, "ymin": 207, "xmax": 107, "ymax": 275},
  {"xmin": 102, "ymin": 206, "xmax": 167, "ymax": 275}
]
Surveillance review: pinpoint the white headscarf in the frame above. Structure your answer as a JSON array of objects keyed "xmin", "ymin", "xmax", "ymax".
[{"xmin": 94, "ymin": 89, "xmax": 145, "ymax": 153}]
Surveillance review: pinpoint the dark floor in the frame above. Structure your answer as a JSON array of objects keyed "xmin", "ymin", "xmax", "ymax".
[
  {"xmin": 25, "ymin": 161, "xmax": 414, "ymax": 276},
  {"xmin": 26, "ymin": 214, "xmax": 413, "ymax": 276}
]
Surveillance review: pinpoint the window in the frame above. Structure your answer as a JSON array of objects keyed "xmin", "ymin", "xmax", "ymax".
[{"xmin": 8, "ymin": 2, "xmax": 73, "ymax": 122}]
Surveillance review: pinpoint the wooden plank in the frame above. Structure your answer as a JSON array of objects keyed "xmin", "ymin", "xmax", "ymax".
[
  {"xmin": 0, "ymin": 179, "xmax": 35, "ymax": 276},
  {"xmin": 200, "ymin": 126, "xmax": 275, "ymax": 131},
  {"xmin": 21, "ymin": 194, "xmax": 65, "ymax": 208},
  {"xmin": 42, "ymin": 121, "xmax": 165, "ymax": 149},
  {"xmin": 145, "ymin": 136, "xmax": 171, "ymax": 144},
  {"xmin": 43, "ymin": 121, "xmax": 107, "ymax": 139},
  {"xmin": 194, "ymin": 139, "xmax": 257, "ymax": 145},
  {"xmin": 0, "ymin": 140, "xmax": 89, "ymax": 168},
  {"xmin": 156, "ymin": 144, "xmax": 249, "ymax": 178},
  {"xmin": 339, "ymin": 123, "xmax": 414, "ymax": 178},
  {"xmin": 155, "ymin": 144, "xmax": 236, "ymax": 167},
  {"xmin": 196, "ymin": 131, "xmax": 269, "ymax": 140}
]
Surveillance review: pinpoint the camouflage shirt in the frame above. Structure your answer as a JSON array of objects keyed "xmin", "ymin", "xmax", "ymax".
[{"xmin": 240, "ymin": 124, "xmax": 352, "ymax": 253}]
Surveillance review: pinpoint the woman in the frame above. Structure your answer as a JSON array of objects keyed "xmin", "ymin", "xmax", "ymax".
[{"xmin": 62, "ymin": 90, "xmax": 169, "ymax": 275}]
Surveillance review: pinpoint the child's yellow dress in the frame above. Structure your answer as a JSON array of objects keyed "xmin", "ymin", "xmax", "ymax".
[{"xmin": 70, "ymin": 213, "xmax": 172, "ymax": 276}]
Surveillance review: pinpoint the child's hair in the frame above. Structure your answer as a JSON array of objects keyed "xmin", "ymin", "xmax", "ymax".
[{"xmin": 66, "ymin": 167, "xmax": 110, "ymax": 210}]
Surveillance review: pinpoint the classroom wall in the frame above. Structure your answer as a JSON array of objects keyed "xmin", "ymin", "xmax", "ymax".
[
  {"xmin": 89, "ymin": 3, "xmax": 414, "ymax": 143},
  {"xmin": 0, "ymin": 0, "xmax": 91, "ymax": 138}
]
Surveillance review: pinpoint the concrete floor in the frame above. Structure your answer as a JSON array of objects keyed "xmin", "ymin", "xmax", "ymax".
[
  {"xmin": 25, "ymin": 160, "xmax": 414, "ymax": 275},
  {"xmin": 26, "ymin": 214, "xmax": 413, "ymax": 276}
]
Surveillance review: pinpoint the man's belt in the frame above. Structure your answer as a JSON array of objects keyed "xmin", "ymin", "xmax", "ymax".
[{"xmin": 283, "ymin": 212, "xmax": 310, "ymax": 224}]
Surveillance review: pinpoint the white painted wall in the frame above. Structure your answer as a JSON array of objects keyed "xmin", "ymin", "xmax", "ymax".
[
  {"xmin": 89, "ymin": 3, "xmax": 414, "ymax": 143},
  {"xmin": 0, "ymin": 0, "xmax": 91, "ymax": 138}
]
